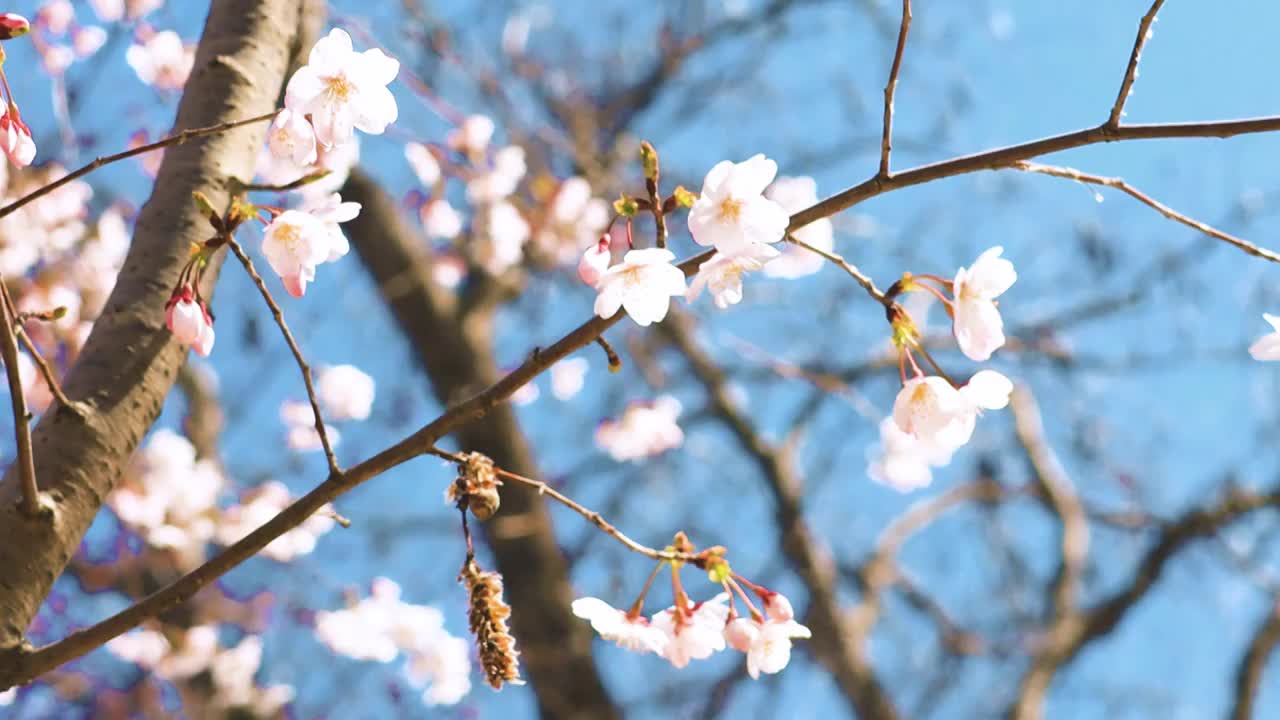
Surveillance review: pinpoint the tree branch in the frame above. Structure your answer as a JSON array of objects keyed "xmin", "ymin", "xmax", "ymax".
[
  {"xmin": 1108, "ymin": 0, "xmax": 1165, "ymax": 127},
  {"xmin": 1229, "ymin": 598, "xmax": 1280, "ymax": 720},
  {"xmin": 879, "ymin": 0, "xmax": 911, "ymax": 177}
]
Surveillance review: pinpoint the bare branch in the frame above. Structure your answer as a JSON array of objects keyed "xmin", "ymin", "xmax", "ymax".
[
  {"xmin": 879, "ymin": 0, "xmax": 912, "ymax": 176},
  {"xmin": 224, "ymin": 237, "xmax": 341, "ymax": 475},
  {"xmin": 1109, "ymin": 0, "xmax": 1166, "ymax": 127},
  {"xmin": 1014, "ymin": 161, "xmax": 1280, "ymax": 264},
  {"xmin": 0, "ymin": 274, "xmax": 38, "ymax": 517},
  {"xmin": 1230, "ymin": 598, "xmax": 1280, "ymax": 720}
]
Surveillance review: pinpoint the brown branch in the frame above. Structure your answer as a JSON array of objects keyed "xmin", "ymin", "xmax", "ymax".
[
  {"xmin": 224, "ymin": 237, "xmax": 340, "ymax": 475},
  {"xmin": 425, "ymin": 447, "xmax": 694, "ymax": 563},
  {"xmin": 0, "ymin": 112, "xmax": 277, "ymax": 222},
  {"xmin": 660, "ymin": 308, "xmax": 899, "ymax": 720},
  {"xmin": 0, "ymin": 0, "xmax": 315, "ymax": 661},
  {"xmin": 1108, "ymin": 0, "xmax": 1166, "ymax": 127},
  {"xmin": 879, "ymin": 0, "xmax": 912, "ymax": 177},
  {"xmin": 790, "ymin": 116, "xmax": 1280, "ymax": 232},
  {"xmin": 0, "ymin": 274, "xmax": 38, "ymax": 517},
  {"xmin": 1230, "ymin": 598, "xmax": 1280, "ymax": 720},
  {"xmin": 1014, "ymin": 161, "xmax": 1280, "ymax": 264},
  {"xmin": 1008, "ymin": 385, "xmax": 1090, "ymax": 720}
]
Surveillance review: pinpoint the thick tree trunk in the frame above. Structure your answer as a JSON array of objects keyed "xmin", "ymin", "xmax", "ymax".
[
  {"xmin": 0, "ymin": 0, "xmax": 311, "ymax": 658},
  {"xmin": 341, "ymin": 170, "xmax": 620, "ymax": 720}
]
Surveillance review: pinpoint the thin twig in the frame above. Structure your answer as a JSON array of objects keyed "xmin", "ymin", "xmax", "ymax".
[
  {"xmin": 224, "ymin": 236, "xmax": 341, "ymax": 475},
  {"xmin": 0, "ymin": 283, "xmax": 72, "ymax": 410},
  {"xmin": 234, "ymin": 169, "xmax": 331, "ymax": 194},
  {"xmin": 1108, "ymin": 0, "xmax": 1165, "ymax": 127},
  {"xmin": 1230, "ymin": 598, "xmax": 1280, "ymax": 720},
  {"xmin": 425, "ymin": 446, "xmax": 692, "ymax": 563},
  {"xmin": 879, "ymin": 0, "xmax": 912, "ymax": 177},
  {"xmin": 1013, "ymin": 161, "xmax": 1280, "ymax": 264},
  {"xmin": 787, "ymin": 234, "xmax": 890, "ymax": 305},
  {"xmin": 789, "ymin": 116, "xmax": 1280, "ymax": 232},
  {"xmin": 0, "ymin": 111, "xmax": 277, "ymax": 221},
  {"xmin": 0, "ymin": 274, "xmax": 38, "ymax": 516}
]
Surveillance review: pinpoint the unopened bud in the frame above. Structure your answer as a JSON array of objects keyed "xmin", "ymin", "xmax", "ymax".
[
  {"xmin": 0, "ymin": 14, "xmax": 30, "ymax": 41},
  {"xmin": 50, "ymin": 305, "xmax": 67, "ymax": 320},
  {"xmin": 671, "ymin": 185, "xmax": 696, "ymax": 208},
  {"xmin": 640, "ymin": 141, "xmax": 659, "ymax": 181},
  {"xmin": 612, "ymin": 194, "xmax": 639, "ymax": 218}
]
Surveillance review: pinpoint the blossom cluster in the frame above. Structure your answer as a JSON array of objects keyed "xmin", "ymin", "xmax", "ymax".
[
  {"xmin": 573, "ymin": 583, "xmax": 809, "ymax": 678},
  {"xmin": 314, "ymin": 577, "xmax": 472, "ymax": 706}
]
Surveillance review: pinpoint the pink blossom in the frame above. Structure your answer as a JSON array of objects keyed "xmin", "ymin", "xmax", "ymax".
[
  {"xmin": 0, "ymin": 108, "xmax": 35, "ymax": 167},
  {"xmin": 687, "ymin": 243, "xmax": 779, "ymax": 309},
  {"xmin": 164, "ymin": 285, "xmax": 214, "ymax": 357},
  {"xmin": 577, "ymin": 236, "xmax": 611, "ymax": 287},
  {"xmin": 268, "ymin": 109, "xmax": 318, "ymax": 166},
  {"xmin": 126, "ymin": 29, "xmax": 194, "ymax": 90},
  {"xmin": 595, "ymin": 396, "xmax": 683, "ymax": 461},
  {"xmin": 1249, "ymin": 313, "xmax": 1280, "ymax": 361},
  {"xmin": 651, "ymin": 594, "xmax": 730, "ymax": 668},
  {"xmin": 571, "ymin": 597, "xmax": 670, "ymax": 655},
  {"xmin": 261, "ymin": 210, "xmax": 331, "ymax": 297}
]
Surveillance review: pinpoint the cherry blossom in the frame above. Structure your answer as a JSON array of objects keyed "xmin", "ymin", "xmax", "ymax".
[
  {"xmin": 36, "ymin": 3, "xmax": 73, "ymax": 35},
  {"xmin": 215, "ymin": 481, "xmax": 335, "ymax": 561},
  {"xmin": 107, "ymin": 628, "xmax": 172, "ymax": 668},
  {"xmin": 480, "ymin": 200, "xmax": 529, "ymax": 274},
  {"xmin": 537, "ymin": 177, "xmax": 609, "ymax": 261},
  {"xmin": 577, "ymin": 236, "xmax": 611, "ymax": 287},
  {"xmin": 72, "ymin": 25, "xmax": 107, "ymax": 57},
  {"xmin": 761, "ymin": 591, "xmax": 795, "ymax": 622},
  {"xmin": 651, "ymin": 594, "xmax": 730, "ymax": 668},
  {"xmin": 595, "ymin": 395, "xmax": 684, "ymax": 461},
  {"xmin": 593, "ymin": 247, "xmax": 687, "ymax": 326},
  {"xmin": 315, "ymin": 578, "xmax": 472, "ymax": 706},
  {"xmin": 763, "ymin": 176, "xmax": 833, "ymax": 279},
  {"xmin": 467, "ymin": 145, "xmax": 527, "ymax": 203},
  {"xmin": 952, "ymin": 246, "xmax": 1017, "ymax": 362},
  {"xmin": 687, "ymin": 243, "xmax": 779, "ymax": 309},
  {"xmin": 285, "ymin": 28, "xmax": 400, "ymax": 148},
  {"xmin": 867, "ymin": 416, "xmax": 954, "ymax": 492},
  {"xmin": 688, "ymin": 154, "xmax": 789, "ymax": 254},
  {"xmin": 571, "ymin": 597, "xmax": 670, "ymax": 655},
  {"xmin": 317, "ymin": 364, "xmax": 375, "ymax": 421},
  {"xmin": 164, "ymin": 285, "xmax": 215, "ymax": 357},
  {"xmin": 448, "ymin": 114, "xmax": 495, "ymax": 155},
  {"xmin": 126, "ymin": 29, "xmax": 194, "ymax": 90},
  {"xmin": 261, "ymin": 209, "xmax": 332, "ymax": 298},
  {"xmin": 550, "ymin": 357, "xmax": 588, "ymax": 401},
  {"xmin": 405, "ymin": 142, "xmax": 442, "ymax": 187},
  {"xmin": 724, "ymin": 617, "xmax": 758, "ymax": 653},
  {"xmin": 267, "ymin": 108, "xmax": 318, "ymax": 166},
  {"xmin": 304, "ymin": 192, "xmax": 360, "ymax": 262},
  {"xmin": 741, "ymin": 616, "xmax": 811, "ymax": 678},
  {"xmin": 420, "ymin": 200, "xmax": 463, "ymax": 240},
  {"xmin": 892, "ymin": 370, "xmax": 1013, "ymax": 452},
  {"xmin": 1249, "ymin": 313, "xmax": 1280, "ymax": 361},
  {"xmin": 0, "ymin": 107, "xmax": 35, "ymax": 167},
  {"xmin": 280, "ymin": 399, "xmax": 341, "ymax": 451}
]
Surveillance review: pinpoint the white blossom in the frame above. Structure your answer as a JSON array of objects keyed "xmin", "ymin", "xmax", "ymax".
[
  {"xmin": 892, "ymin": 371, "xmax": 1012, "ymax": 453},
  {"xmin": 536, "ymin": 177, "xmax": 609, "ymax": 261},
  {"xmin": 571, "ymin": 597, "xmax": 670, "ymax": 655},
  {"xmin": 577, "ymin": 236, "xmax": 611, "ymax": 287},
  {"xmin": 1249, "ymin": 313, "xmax": 1280, "ymax": 361},
  {"xmin": 448, "ymin": 114, "xmax": 495, "ymax": 155},
  {"xmin": 216, "ymin": 481, "xmax": 335, "ymax": 561},
  {"xmin": 595, "ymin": 395, "xmax": 683, "ymax": 461},
  {"xmin": 261, "ymin": 210, "xmax": 332, "ymax": 298},
  {"xmin": 550, "ymin": 357, "xmax": 588, "ymax": 401},
  {"xmin": 593, "ymin": 247, "xmax": 686, "ymax": 326},
  {"xmin": 688, "ymin": 154, "xmax": 789, "ymax": 254},
  {"xmin": 763, "ymin": 176, "xmax": 833, "ymax": 279},
  {"xmin": 687, "ymin": 243, "xmax": 779, "ymax": 309},
  {"xmin": 268, "ymin": 109, "xmax": 318, "ymax": 166},
  {"xmin": 867, "ymin": 417, "xmax": 954, "ymax": 492},
  {"xmin": 651, "ymin": 594, "xmax": 730, "ymax": 668},
  {"xmin": 285, "ymin": 29, "xmax": 400, "ymax": 148},
  {"xmin": 405, "ymin": 142, "xmax": 441, "ymax": 187},
  {"xmin": 421, "ymin": 200, "xmax": 463, "ymax": 240},
  {"xmin": 952, "ymin": 246, "xmax": 1017, "ymax": 362},
  {"xmin": 304, "ymin": 193, "xmax": 360, "ymax": 263},
  {"xmin": 743, "ymin": 617, "xmax": 811, "ymax": 678},
  {"xmin": 126, "ymin": 29, "xmax": 194, "ymax": 90},
  {"xmin": 317, "ymin": 364, "xmax": 375, "ymax": 421},
  {"xmin": 481, "ymin": 200, "xmax": 529, "ymax": 274},
  {"xmin": 467, "ymin": 145, "xmax": 526, "ymax": 203}
]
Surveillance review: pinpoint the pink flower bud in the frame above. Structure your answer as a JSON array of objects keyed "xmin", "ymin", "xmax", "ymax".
[
  {"xmin": 165, "ymin": 285, "xmax": 215, "ymax": 356},
  {"xmin": 763, "ymin": 591, "xmax": 794, "ymax": 622},
  {"xmin": 0, "ymin": 108, "xmax": 35, "ymax": 167},
  {"xmin": 577, "ymin": 236, "xmax": 611, "ymax": 287},
  {"xmin": 0, "ymin": 13, "xmax": 31, "ymax": 40},
  {"xmin": 723, "ymin": 617, "xmax": 759, "ymax": 653}
]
